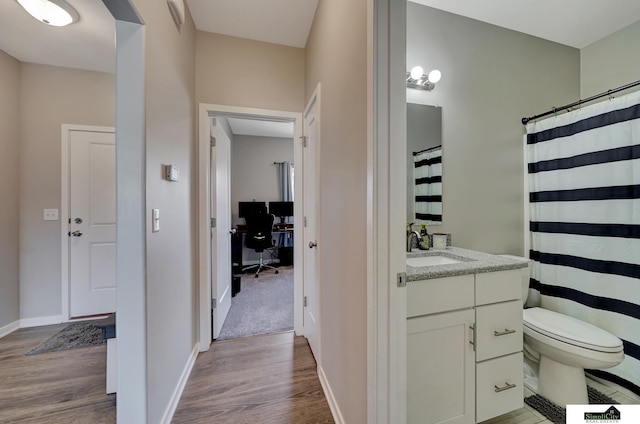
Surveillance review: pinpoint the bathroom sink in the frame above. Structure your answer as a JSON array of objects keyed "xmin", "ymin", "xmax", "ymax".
[{"xmin": 406, "ymin": 255, "xmax": 463, "ymax": 267}]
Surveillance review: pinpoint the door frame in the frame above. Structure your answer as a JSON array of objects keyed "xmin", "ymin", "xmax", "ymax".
[
  {"xmin": 60, "ymin": 124, "xmax": 116, "ymax": 322},
  {"xmin": 368, "ymin": 0, "xmax": 407, "ymax": 422},
  {"xmin": 197, "ymin": 103, "xmax": 303, "ymax": 352}
]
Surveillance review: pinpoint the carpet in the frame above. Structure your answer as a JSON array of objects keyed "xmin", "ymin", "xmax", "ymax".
[
  {"xmin": 524, "ymin": 386, "xmax": 618, "ymax": 424},
  {"xmin": 25, "ymin": 322, "xmax": 105, "ymax": 355},
  {"xmin": 217, "ymin": 266, "xmax": 294, "ymax": 340}
]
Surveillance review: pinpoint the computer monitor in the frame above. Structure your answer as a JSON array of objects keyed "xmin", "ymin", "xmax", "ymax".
[
  {"xmin": 238, "ymin": 201, "xmax": 266, "ymax": 218},
  {"xmin": 269, "ymin": 201, "xmax": 294, "ymax": 222}
]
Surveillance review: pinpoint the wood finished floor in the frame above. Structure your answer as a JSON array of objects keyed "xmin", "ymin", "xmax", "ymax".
[
  {"xmin": 172, "ymin": 331, "xmax": 334, "ymax": 424},
  {"xmin": 0, "ymin": 323, "xmax": 115, "ymax": 424},
  {"xmin": 3, "ymin": 325, "xmax": 636, "ymax": 424}
]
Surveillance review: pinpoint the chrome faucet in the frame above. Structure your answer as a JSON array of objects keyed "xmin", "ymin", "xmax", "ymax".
[{"xmin": 407, "ymin": 223, "xmax": 421, "ymax": 252}]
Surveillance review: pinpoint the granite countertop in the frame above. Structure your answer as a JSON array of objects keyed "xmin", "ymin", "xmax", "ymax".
[{"xmin": 406, "ymin": 247, "xmax": 529, "ymax": 281}]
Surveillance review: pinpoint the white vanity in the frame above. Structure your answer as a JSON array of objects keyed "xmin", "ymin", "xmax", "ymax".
[{"xmin": 406, "ymin": 248, "xmax": 528, "ymax": 424}]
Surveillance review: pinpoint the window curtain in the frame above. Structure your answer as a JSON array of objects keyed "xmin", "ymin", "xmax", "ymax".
[
  {"xmin": 526, "ymin": 90, "xmax": 640, "ymax": 395},
  {"xmin": 275, "ymin": 161, "xmax": 293, "ymax": 247},
  {"xmin": 414, "ymin": 146, "xmax": 442, "ymax": 224}
]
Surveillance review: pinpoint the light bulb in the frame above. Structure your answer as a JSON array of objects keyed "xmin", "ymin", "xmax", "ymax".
[
  {"xmin": 17, "ymin": 0, "xmax": 78, "ymax": 26},
  {"xmin": 428, "ymin": 69, "xmax": 442, "ymax": 84},
  {"xmin": 410, "ymin": 66, "xmax": 423, "ymax": 80}
]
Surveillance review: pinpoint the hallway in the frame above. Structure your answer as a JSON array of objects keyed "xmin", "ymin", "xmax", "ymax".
[{"xmin": 172, "ymin": 331, "xmax": 334, "ymax": 423}]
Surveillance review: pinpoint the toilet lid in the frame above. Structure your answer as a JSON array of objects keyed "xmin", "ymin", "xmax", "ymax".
[{"xmin": 523, "ymin": 307, "xmax": 623, "ymax": 353}]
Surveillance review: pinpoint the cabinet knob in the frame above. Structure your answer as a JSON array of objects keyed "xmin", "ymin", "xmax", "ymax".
[
  {"xmin": 494, "ymin": 382, "xmax": 517, "ymax": 393},
  {"xmin": 494, "ymin": 328, "xmax": 516, "ymax": 337}
]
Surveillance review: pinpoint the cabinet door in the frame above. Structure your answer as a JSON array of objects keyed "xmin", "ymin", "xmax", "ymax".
[{"xmin": 407, "ymin": 309, "xmax": 475, "ymax": 424}]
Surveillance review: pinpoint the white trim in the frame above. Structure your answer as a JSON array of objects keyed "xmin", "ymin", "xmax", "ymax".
[
  {"xmin": 0, "ymin": 320, "xmax": 20, "ymax": 338},
  {"xmin": 368, "ymin": 0, "xmax": 407, "ymax": 422},
  {"xmin": 60, "ymin": 124, "xmax": 116, "ymax": 322},
  {"xmin": 159, "ymin": 343, "xmax": 199, "ymax": 424},
  {"xmin": 317, "ymin": 365, "xmax": 345, "ymax": 424},
  {"xmin": 20, "ymin": 315, "xmax": 64, "ymax": 328},
  {"xmin": 198, "ymin": 103, "xmax": 303, "ymax": 352}
]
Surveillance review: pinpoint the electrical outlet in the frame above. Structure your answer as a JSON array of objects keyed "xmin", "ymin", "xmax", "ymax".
[{"xmin": 43, "ymin": 209, "xmax": 59, "ymax": 221}]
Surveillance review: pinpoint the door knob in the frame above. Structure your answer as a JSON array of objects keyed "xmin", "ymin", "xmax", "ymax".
[
  {"xmin": 309, "ymin": 241, "xmax": 317, "ymax": 248},
  {"xmin": 71, "ymin": 230, "xmax": 83, "ymax": 237}
]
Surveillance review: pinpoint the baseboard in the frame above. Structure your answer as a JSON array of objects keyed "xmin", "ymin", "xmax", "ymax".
[
  {"xmin": 20, "ymin": 315, "xmax": 64, "ymax": 328},
  {"xmin": 317, "ymin": 364, "xmax": 345, "ymax": 424},
  {"xmin": 0, "ymin": 320, "xmax": 20, "ymax": 338},
  {"xmin": 159, "ymin": 343, "xmax": 199, "ymax": 424}
]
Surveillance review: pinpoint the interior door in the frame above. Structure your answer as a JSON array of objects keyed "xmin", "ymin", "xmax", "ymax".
[
  {"xmin": 69, "ymin": 129, "xmax": 116, "ymax": 317},
  {"xmin": 211, "ymin": 118, "xmax": 232, "ymax": 339},
  {"xmin": 303, "ymin": 90, "xmax": 320, "ymax": 360}
]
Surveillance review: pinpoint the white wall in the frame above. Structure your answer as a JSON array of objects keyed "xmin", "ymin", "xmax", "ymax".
[
  {"xmin": 581, "ymin": 21, "xmax": 640, "ymax": 97},
  {"xmin": 407, "ymin": 3, "xmax": 580, "ymax": 254},
  {"xmin": 129, "ymin": 0, "xmax": 197, "ymax": 422},
  {"xmin": 305, "ymin": 0, "xmax": 369, "ymax": 421},
  {"xmin": 0, "ymin": 49, "xmax": 21, "ymax": 331},
  {"xmin": 18, "ymin": 64, "xmax": 115, "ymax": 320}
]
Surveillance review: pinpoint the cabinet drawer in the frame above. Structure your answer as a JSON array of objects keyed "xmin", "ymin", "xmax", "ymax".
[
  {"xmin": 475, "ymin": 300, "xmax": 522, "ymax": 362},
  {"xmin": 476, "ymin": 352, "xmax": 523, "ymax": 423},
  {"xmin": 407, "ymin": 274, "xmax": 474, "ymax": 318},
  {"xmin": 475, "ymin": 269, "xmax": 522, "ymax": 305}
]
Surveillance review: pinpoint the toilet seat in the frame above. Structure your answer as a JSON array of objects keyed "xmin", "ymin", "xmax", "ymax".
[{"xmin": 523, "ymin": 307, "xmax": 623, "ymax": 353}]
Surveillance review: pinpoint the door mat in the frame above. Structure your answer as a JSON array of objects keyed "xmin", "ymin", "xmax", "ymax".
[
  {"xmin": 25, "ymin": 322, "xmax": 105, "ymax": 355},
  {"xmin": 524, "ymin": 386, "xmax": 618, "ymax": 424}
]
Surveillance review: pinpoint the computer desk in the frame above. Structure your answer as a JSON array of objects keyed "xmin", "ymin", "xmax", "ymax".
[{"xmin": 231, "ymin": 223, "xmax": 294, "ymax": 273}]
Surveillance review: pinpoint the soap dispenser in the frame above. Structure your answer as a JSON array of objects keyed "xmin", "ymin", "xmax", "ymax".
[{"xmin": 418, "ymin": 224, "xmax": 430, "ymax": 250}]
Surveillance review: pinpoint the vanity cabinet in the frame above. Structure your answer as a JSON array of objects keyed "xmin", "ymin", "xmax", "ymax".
[
  {"xmin": 407, "ymin": 269, "xmax": 523, "ymax": 424},
  {"xmin": 407, "ymin": 274, "xmax": 476, "ymax": 424},
  {"xmin": 474, "ymin": 270, "xmax": 523, "ymax": 422}
]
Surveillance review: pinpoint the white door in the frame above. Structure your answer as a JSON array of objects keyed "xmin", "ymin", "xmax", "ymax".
[
  {"xmin": 303, "ymin": 89, "xmax": 320, "ymax": 359},
  {"xmin": 69, "ymin": 129, "xmax": 116, "ymax": 317},
  {"xmin": 211, "ymin": 118, "xmax": 232, "ymax": 339}
]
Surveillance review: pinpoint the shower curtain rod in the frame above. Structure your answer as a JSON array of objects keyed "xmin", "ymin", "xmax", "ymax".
[
  {"xmin": 413, "ymin": 145, "xmax": 442, "ymax": 156},
  {"xmin": 521, "ymin": 79, "xmax": 640, "ymax": 125}
]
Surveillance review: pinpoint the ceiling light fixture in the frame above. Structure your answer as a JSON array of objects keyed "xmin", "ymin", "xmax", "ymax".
[
  {"xmin": 407, "ymin": 65, "xmax": 442, "ymax": 91},
  {"xmin": 16, "ymin": 0, "xmax": 79, "ymax": 27}
]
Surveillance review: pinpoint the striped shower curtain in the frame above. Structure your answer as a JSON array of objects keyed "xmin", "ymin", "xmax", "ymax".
[
  {"xmin": 414, "ymin": 146, "xmax": 442, "ymax": 224},
  {"xmin": 526, "ymin": 90, "xmax": 640, "ymax": 395}
]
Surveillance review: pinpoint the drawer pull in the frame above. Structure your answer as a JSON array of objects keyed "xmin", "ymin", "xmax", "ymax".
[
  {"xmin": 494, "ymin": 382, "xmax": 517, "ymax": 393},
  {"xmin": 494, "ymin": 328, "xmax": 516, "ymax": 337}
]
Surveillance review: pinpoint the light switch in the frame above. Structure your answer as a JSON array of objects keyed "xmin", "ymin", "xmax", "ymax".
[
  {"xmin": 152, "ymin": 209, "xmax": 160, "ymax": 232},
  {"xmin": 44, "ymin": 209, "xmax": 59, "ymax": 221}
]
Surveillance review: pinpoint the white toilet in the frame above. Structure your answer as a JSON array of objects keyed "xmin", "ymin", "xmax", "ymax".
[{"xmin": 502, "ymin": 255, "xmax": 625, "ymax": 407}]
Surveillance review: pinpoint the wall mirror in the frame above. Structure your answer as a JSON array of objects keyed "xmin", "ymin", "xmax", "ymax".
[{"xmin": 407, "ymin": 103, "xmax": 442, "ymax": 225}]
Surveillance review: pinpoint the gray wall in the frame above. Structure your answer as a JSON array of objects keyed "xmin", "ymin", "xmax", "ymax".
[
  {"xmin": 305, "ymin": 0, "xmax": 368, "ymax": 421},
  {"xmin": 130, "ymin": 0, "xmax": 197, "ymax": 421},
  {"xmin": 19, "ymin": 64, "xmax": 115, "ymax": 319},
  {"xmin": 407, "ymin": 3, "xmax": 580, "ymax": 254},
  {"xmin": 231, "ymin": 135, "xmax": 294, "ymax": 224},
  {"xmin": 196, "ymin": 32, "xmax": 305, "ymax": 112},
  {"xmin": 581, "ymin": 21, "xmax": 640, "ymax": 97},
  {"xmin": 0, "ymin": 50, "xmax": 20, "ymax": 331},
  {"xmin": 231, "ymin": 135, "xmax": 293, "ymax": 263}
]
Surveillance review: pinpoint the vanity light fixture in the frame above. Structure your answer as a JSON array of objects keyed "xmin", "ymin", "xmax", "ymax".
[
  {"xmin": 407, "ymin": 65, "xmax": 442, "ymax": 91},
  {"xmin": 16, "ymin": 0, "xmax": 79, "ymax": 27}
]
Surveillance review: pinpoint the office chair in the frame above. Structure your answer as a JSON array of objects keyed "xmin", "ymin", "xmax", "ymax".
[{"xmin": 242, "ymin": 209, "xmax": 279, "ymax": 278}]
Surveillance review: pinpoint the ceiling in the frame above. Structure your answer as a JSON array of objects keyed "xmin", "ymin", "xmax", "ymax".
[
  {"xmin": 410, "ymin": 0, "xmax": 640, "ymax": 49},
  {"xmin": 1, "ymin": 0, "xmax": 639, "ymax": 74},
  {"xmin": 226, "ymin": 118, "xmax": 294, "ymax": 139}
]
